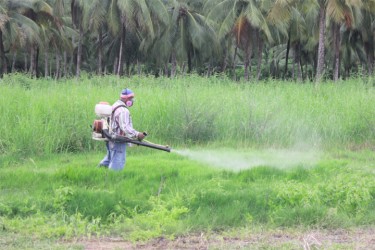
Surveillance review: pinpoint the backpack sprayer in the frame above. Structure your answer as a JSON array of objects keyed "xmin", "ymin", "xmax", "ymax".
[{"xmin": 91, "ymin": 102, "xmax": 171, "ymax": 152}]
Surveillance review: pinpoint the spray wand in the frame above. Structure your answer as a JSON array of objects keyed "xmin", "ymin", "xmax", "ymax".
[{"xmin": 101, "ymin": 130, "xmax": 171, "ymax": 152}]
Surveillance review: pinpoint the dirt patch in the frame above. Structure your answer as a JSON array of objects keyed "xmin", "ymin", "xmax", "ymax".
[{"xmin": 77, "ymin": 228, "xmax": 375, "ymax": 250}]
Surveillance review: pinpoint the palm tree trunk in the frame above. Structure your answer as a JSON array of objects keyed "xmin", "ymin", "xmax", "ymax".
[
  {"xmin": 315, "ymin": 5, "xmax": 326, "ymax": 82},
  {"xmin": 244, "ymin": 43, "xmax": 253, "ymax": 81},
  {"xmin": 138, "ymin": 59, "xmax": 141, "ymax": 76},
  {"xmin": 284, "ymin": 29, "xmax": 291, "ymax": 79},
  {"xmin": 364, "ymin": 42, "xmax": 374, "ymax": 75},
  {"xmin": 12, "ymin": 52, "xmax": 16, "ymax": 72},
  {"xmin": 368, "ymin": 50, "xmax": 374, "ymax": 75},
  {"xmin": 171, "ymin": 50, "xmax": 176, "ymax": 78},
  {"xmin": 113, "ymin": 57, "xmax": 118, "ymax": 75},
  {"xmin": 117, "ymin": 23, "xmax": 126, "ymax": 76},
  {"xmin": 70, "ymin": 36, "xmax": 75, "ymax": 75},
  {"xmin": 98, "ymin": 28, "xmax": 103, "ymax": 75},
  {"xmin": 244, "ymin": 52, "xmax": 249, "ymax": 81},
  {"xmin": 29, "ymin": 46, "xmax": 35, "ymax": 76},
  {"xmin": 182, "ymin": 62, "xmax": 186, "ymax": 77},
  {"xmin": 249, "ymin": 48, "xmax": 253, "ymax": 80},
  {"xmin": 63, "ymin": 51, "xmax": 67, "ymax": 77},
  {"xmin": 207, "ymin": 63, "xmax": 211, "ymax": 77},
  {"xmin": 0, "ymin": 30, "xmax": 8, "ymax": 75},
  {"xmin": 257, "ymin": 33, "xmax": 264, "ymax": 81},
  {"xmin": 333, "ymin": 23, "xmax": 340, "ymax": 81},
  {"xmin": 187, "ymin": 45, "xmax": 192, "ymax": 74},
  {"xmin": 233, "ymin": 43, "xmax": 238, "ymax": 80},
  {"xmin": 222, "ymin": 45, "xmax": 228, "ymax": 72},
  {"xmin": 76, "ymin": 25, "xmax": 83, "ymax": 78},
  {"xmin": 295, "ymin": 43, "xmax": 302, "ymax": 82},
  {"xmin": 164, "ymin": 63, "xmax": 168, "ymax": 76},
  {"xmin": 24, "ymin": 53, "xmax": 28, "ymax": 73},
  {"xmin": 35, "ymin": 47, "xmax": 39, "ymax": 77},
  {"xmin": 44, "ymin": 50, "xmax": 49, "ymax": 77},
  {"xmin": 50, "ymin": 55, "xmax": 52, "ymax": 76},
  {"xmin": 55, "ymin": 52, "xmax": 60, "ymax": 80}
]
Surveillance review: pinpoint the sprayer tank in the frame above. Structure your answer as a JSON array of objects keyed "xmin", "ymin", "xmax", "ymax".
[{"xmin": 95, "ymin": 102, "xmax": 112, "ymax": 117}]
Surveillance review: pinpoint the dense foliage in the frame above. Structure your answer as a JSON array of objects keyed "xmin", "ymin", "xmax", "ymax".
[{"xmin": 1, "ymin": 0, "xmax": 375, "ymax": 81}]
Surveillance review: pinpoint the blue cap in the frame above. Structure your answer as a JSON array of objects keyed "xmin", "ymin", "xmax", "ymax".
[{"xmin": 120, "ymin": 88, "xmax": 134, "ymax": 98}]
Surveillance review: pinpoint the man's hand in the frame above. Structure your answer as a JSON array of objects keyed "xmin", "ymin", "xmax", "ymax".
[{"xmin": 137, "ymin": 132, "xmax": 146, "ymax": 141}]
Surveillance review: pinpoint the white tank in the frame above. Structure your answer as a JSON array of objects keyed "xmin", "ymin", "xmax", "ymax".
[{"xmin": 95, "ymin": 102, "xmax": 112, "ymax": 117}]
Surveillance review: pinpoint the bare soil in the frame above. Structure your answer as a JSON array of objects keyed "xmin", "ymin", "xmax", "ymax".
[{"xmin": 75, "ymin": 228, "xmax": 375, "ymax": 250}]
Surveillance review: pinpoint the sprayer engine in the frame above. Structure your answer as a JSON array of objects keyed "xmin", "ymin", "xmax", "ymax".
[{"xmin": 91, "ymin": 101, "xmax": 171, "ymax": 152}]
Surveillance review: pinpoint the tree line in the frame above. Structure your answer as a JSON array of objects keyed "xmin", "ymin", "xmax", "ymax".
[{"xmin": 1, "ymin": 0, "xmax": 375, "ymax": 82}]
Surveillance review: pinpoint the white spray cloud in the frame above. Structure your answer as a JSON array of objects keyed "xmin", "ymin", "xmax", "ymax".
[{"xmin": 173, "ymin": 148, "xmax": 321, "ymax": 172}]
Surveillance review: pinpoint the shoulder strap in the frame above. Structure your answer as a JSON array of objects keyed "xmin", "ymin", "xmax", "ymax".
[
  {"xmin": 111, "ymin": 104, "xmax": 127, "ymax": 122},
  {"xmin": 110, "ymin": 105, "xmax": 127, "ymax": 133},
  {"xmin": 109, "ymin": 105, "xmax": 127, "ymax": 135},
  {"xmin": 112, "ymin": 104, "xmax": 127, "ymax": 115}
]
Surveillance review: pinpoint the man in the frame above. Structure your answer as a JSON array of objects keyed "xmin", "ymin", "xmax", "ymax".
[{"xmin": 99, "ymin": 88, "xmax": 145, "ymax": 170}]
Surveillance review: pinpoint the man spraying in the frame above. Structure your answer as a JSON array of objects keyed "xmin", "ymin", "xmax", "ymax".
[{"xmin": 99, "ymin": 88, "xmax": 145, "ymax": 170}]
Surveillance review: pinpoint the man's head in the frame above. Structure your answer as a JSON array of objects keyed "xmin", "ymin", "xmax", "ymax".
[{"xmin": 120, "ymin": 88, "xmax": 135, "ymax": 107}]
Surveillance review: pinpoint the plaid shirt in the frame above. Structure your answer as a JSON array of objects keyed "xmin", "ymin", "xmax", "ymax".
[{"xmin": 111, "ymin": 100, "xmax": 139, "ymax": 140}]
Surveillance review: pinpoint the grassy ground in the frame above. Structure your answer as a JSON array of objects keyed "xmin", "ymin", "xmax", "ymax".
[
  {"xmin": 1, "ymin": 147, "xmax": 374, "ymax": 249},
  {"xmin": 0, "ymin": 74, "xmax": 374, "ymax": 249}
]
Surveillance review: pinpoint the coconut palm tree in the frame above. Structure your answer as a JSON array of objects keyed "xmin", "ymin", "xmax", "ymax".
[
  {"xmin": 340, "ymin": 29, "xmax": 366, "ymax": 78},
  {"xmin": 268, "ymin": 1, "xmax": 307, "ymax": 80},
  {"xmin": 83, "ymin": 0, "xmax": 110, "ymax": 75},
  {"xmin": 313, "ymin": 0, "xmax": 364, "ymax": 82},
  {"xmin": 0, "ymin": 0, "xmax": 43, "ymax": 75},
  {"xmin": 314, "ymin": 0, "xmax": 327, "ymax": 82},
  {"xmin": 71, "ymin": 0, "xmax": 86, "ymax": 77},
  {"xmin": 326, "ymin": 0, "xmax": 363, "ymax": 81},
  {"xmin": 0, "ymin": 1, "xmax": 8, "ymax": 74},
  {"xmin": 204, "ymin": 0, "xmax": 279, "ymax": 81},
  {"xmin": 149, "ymin": 0, "xmax": 219, "ymax": 76},
  {"xmin": 106, "ymin": 0, "xmax": 168, "ymax": 76},
  {"xmin": 359, "ymin": 3, "xmax": 375, "ymax": 75},
  {"xmin": 28, "ymin": 0, "xmax": 70, "ymax": 77}
]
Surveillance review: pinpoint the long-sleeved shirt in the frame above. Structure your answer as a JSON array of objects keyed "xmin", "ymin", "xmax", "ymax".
[{"xmin": 111, "ymin": 100, "xmax": 139, "ymax": 140}]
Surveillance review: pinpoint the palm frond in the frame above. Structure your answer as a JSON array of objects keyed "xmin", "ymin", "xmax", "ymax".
[
  {"xmin": 206, "ymin": 0, "xmax": 236, "ymax": 23},
  {"xmin": 33, "ymin": 1, "xmax": 53, "ymax": 15},
  {"xmin": 138, "ymin": 0, "xmax": 155, "ymax": 39},
  {"xmin": 266, "ymin": 0, "xmax": 291, "ymax": 27},
  {"xmin": 116, "ymin": 0, "xmax": 136, "ymax": 18},
  {"xmin": 12, "ymin": 13, "xmax": 42, "ymax": 45},
  {"xmin": 218, "ymin": 8, "xmax": 236, "ymax": 38},
  {"xmin": 148, "ymin": 0, "xmax": 169, "ymax": 26},
  {"xmin": 83, "ymin": 0, "xmax": 107, "ymax": 31},
  {"xmin": 326, "ymin": 0, "xmax": 345, "ymax": 22},
  {"xmin": 108, "ymin": 0, "xmax": 120, "ymax": 35},
  {"xmin": 0, "ymin": 13, "xmax": 9, "ymax": 30},
  {"xmin": 289, "ymin": 7, "xmax": 306, "ymax": 43},
  {"xmin": 186, "ymin": 11, "xmax": 206, "ymax": 49}
]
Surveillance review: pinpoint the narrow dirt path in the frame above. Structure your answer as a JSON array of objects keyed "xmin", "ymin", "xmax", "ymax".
[{"xmin": 78, "ymin": 228, "xmax": 375, "ymax": 249}]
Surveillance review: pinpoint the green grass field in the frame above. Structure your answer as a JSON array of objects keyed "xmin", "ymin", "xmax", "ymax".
[
  {"xmin": 0, "ymin": 74, "xmax": 375, "ymax": 249},
  {"xmin": 1, "ymin": 149, "xmax": 375, "ymax": 249}
]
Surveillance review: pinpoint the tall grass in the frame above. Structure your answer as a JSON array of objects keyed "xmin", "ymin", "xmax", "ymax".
[{"xmin": 0, "ymin": 73, "xmax": 374, "ymax": 157}]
